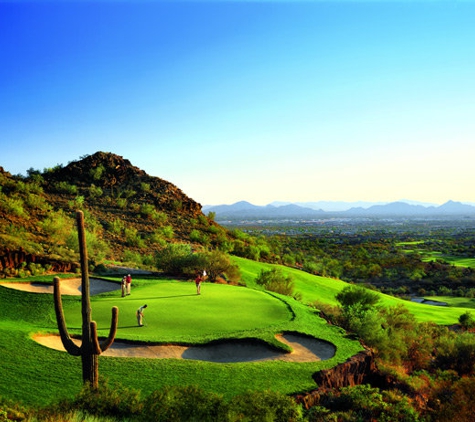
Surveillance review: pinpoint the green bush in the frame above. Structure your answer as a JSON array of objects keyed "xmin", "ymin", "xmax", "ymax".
[
  {"xmin": 89, "ymin": 164, "xmax": 105, "ymax": 181},
  {"xmin": 38, "ymin": 210, "xmax": 74, "ymax": 246},
  {"xmin": 89, "ymin": 184, "xmax": 103, "ymax": 199},
  {"xmin": 116, "ymin": 198, "xmax": 128, "ymax": 209},
  {"xmin": 255, "ymin": 268, "xmax": 295, "ymax": 296},
  {"xmin": 54, "ymin": 181, "xmax": 78, "ymax": 195},
  {"xmin": 228, "ymin": 390, "xmax": 303, "ymax": 422},
  {"xmin": 124, "ymin": 227, "xmax": 145, "ymax": 248},
  {"xmin": 155, "ymin": 243, "xmax": 193, "ymax": 275},
  {"xmin": 0, "ymin": 195, "xmax": 28, "ymax": 217},
  {"xmin": 140, "ymin": 182, "xmax": 151, "ymax": 192},
  {"xmin": 142, "ymin": 385, "xmax": 227, "ymax": 422},
  {"xmin": 57, "ymin": 381, "xmax": 143, "ymax": 420},
  {"xmin": 108, "ymin": 218, "xmax": 125, "ymax": 235}
]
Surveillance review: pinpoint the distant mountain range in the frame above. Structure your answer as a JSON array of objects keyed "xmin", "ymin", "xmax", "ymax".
[{"xmin": 203, "ymin": 200, "xmax": 475, "ymax": 220}]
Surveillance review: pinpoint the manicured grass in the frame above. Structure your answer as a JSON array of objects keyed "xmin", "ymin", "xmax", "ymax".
[
  {"xmin": 397, "ymin": 243, "xmax": 475, "ymax": 268},
  {"xmin": 0, "ymin": 269, "xmax": 362, "ymax": 407},
  {"xmin": 423, "ymin": 296, "xmax": 475, "ymax": 309},
  {"xmin": 233, "ymin": 256, "xmax": 475, "ymax": 324},
  {"xmin": 4, "ymin": 256, "xmax": 473, "ymax": 407},
  {"xmin": 65, "ymin": 281, "xmax": 293, "ymax": 343}
]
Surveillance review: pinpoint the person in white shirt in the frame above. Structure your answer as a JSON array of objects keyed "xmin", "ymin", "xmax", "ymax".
[{"xmin": 136, "ymin": 304, "xmax": 147, "ymax": 327}]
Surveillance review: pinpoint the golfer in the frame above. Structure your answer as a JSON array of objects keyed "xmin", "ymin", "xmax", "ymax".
[
  {"xmin": 136, "ymin": 304, "xmax": 147, "ymax": 327},
  {"xmin": 126, "ymin": 274, "xmax": 132, "ymax": 295},
  {"xmin": 195, "ymin": 272, "xmax": 203, "ymax": 295},
  {"xmin": 121, "ymin": 276, "xmax": 126, "ymax": 297}
]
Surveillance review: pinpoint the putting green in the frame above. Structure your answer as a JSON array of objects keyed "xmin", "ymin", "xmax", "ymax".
[{"xmin": 62, "ymin": 282, "xmax": 292, "ymax": 342}]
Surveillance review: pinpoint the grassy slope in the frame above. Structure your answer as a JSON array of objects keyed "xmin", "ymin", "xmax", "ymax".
[
  {"xmin": 233, "ymin": 256, "xmax": 474, "ymax": 324},
  {"xmin": 0, "ymin": 264, "xmax": 362, "ymax": 407},
  {"xmin": 3, "ymin": 256, "xmax": 473, "ymax": 407}
]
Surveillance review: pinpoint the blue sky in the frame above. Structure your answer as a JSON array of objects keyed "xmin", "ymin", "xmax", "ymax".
[{"xmin": 1, "ymin": 1, "xmax": 474, "ymax": 206}]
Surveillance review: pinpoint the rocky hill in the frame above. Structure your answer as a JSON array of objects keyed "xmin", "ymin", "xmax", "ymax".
[{"xmin": 0, "ymin": 152, "xmax": 233, "ymax": 275}]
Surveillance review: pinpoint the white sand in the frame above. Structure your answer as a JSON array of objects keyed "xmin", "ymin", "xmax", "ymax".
[
  {"xmin": 2, "ymin": 279, "xmax": 336, "ymax": 362},
  {"xmin": 0, "ymin": 278, "xmax": 120, "ymax": 296},
  {"xmin": 32, "ymin": 333, "xmax": 336, "ymax": 362}
]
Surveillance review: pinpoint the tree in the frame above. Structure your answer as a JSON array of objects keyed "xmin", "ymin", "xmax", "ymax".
[
  {"xmin": 255, "ymin": 268, "xmax": 294, "ymax": 296},
  {"xmin": 459, "ymin": 311, "xmax": 475, "ymax": 331},
  {"xmin": 336, "ymin": 285, "xmax": 380, "ymax": 317}
]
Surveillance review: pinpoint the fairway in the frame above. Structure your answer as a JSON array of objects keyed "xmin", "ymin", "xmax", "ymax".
[{"xmin": 64, "ymin": 281, "xmax": 292, "ymax": 342}]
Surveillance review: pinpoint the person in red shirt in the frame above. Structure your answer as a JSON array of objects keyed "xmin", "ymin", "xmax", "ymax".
[{"xmin": 126, "ymin": 274, "xmax": 132, "ymax": 295}]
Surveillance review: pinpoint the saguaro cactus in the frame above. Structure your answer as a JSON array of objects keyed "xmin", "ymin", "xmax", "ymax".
[{"xmin": 53, "ymin": 210, "xmax": 118, "ymax": 389}]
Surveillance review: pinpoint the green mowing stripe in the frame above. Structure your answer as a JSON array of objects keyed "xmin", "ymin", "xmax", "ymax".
[
  {"xmin": 64, "ymin": 282, "xmax": 293, "ymax": 342},
  {"xmin": 232, "ymin": 256, "xmax": 474, "ymax": 325},
  {"xmin": 0, "ymin": 268, "xmax": 364, "ymax": 407}
]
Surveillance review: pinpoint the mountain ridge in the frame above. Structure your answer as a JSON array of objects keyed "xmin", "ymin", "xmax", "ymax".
[{"xmin": 203, "ymin": 200, "xmax": 475, "ymax": 220}]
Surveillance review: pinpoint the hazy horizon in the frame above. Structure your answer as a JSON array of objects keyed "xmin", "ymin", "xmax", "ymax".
[{"xmin": 2, "ymin": 1, "xmax": 474, "ymax": 206}]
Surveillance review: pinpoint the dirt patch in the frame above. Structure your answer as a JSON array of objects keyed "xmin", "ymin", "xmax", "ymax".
[
  {"xmin": 0, "ymin": 278, "xmax": 120, "ymax": 296},
  {"xmin": 32, "ymin": 333, "xmax": 336, "ymax": 363}
]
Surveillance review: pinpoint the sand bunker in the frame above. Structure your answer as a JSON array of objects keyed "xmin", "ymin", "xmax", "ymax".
[
  {"xmin": 33, "ymin": 333, "xmax": 336, "ymax": 363},
  {"xmin": 0, "ymin": 278, "xmax": 120, "ymax": 296},
  {"xmin": 3, "ymin": 279, "xmax": 336, "ymax": 362}
]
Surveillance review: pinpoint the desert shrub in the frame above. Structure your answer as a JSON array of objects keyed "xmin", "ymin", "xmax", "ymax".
[
  {"xmin": 193, "ymin": 250, "xmax": 241, "ymax": 283},
  {"xmin": 0, "ymin": 195, "xmax": 28, "ymax": 217},
  {"xmin": 89, "ymin": 184, "xmax": 103, "ymax": 199},
  {"xmin": 24, "ymin": 192, "xmax": 51, "ymax": 211},
  {"xmin": 89, "ymin": 164, "xmax": 105, "ymax": 181},
  {"xmin": 255, "ymin": 268, "xmax": 295, "ymax": 296},
  {"xmin": 171, "ymin": 199, "xmax": 182, "ymax": 210},
  {"xmin": 124, "ymin": 227, "xmax": 145, "ymax": 248},
  {"xmin": 433, "ymin": 376, "xmax": 475, "ymax": 421},
  {"xmin": 459, "ymin": 311, "xmax": 475, "ymax": 331},
  {"xmin": 228, "ymin": 390, "xmax": 303, "ymax": 422},
  {"xmin": 141, "ymin": 385, "xmax": 227, "ymax": 422},
  {"xmin": 190, "ymin": 229, "xmax": 210, "ymax": 246},
  {"xmin": 155, "ymin": 243, "xmax": 193, "ymax": 276},
  {"xmin": 116, "ymin": 198, "xmax": 127, "ymax": 209},
  {"xmin": 336, "ymin": 285, "xmax": 380, "ymax": 320},
  {"xmin": 39, "ymin": 210, "xmax": 74, "ymax": 246},
  {"xmin": 66, "ymin": 229, "xmax": 111, "ymax": 262},
  {"xmin": 26, "ymin": 167, "xmax": 45, "ymax": 184},
  {"xmin": 119, "ymin": 189, "xmax": 136, "ymax": 199},
  {"xmin": 149, "ymin": 226, "xmax": 174, "ymax": 246},
  {"xmin": 68, "ymin": 195, "xmax": 85, "ymax": 210},
  {"xmin": 139, "ymin": 203, "xmax": 155, "ymax": 219},
  {"xmin": 108, "ymin": 218, "xmax": 125, "ymax": 235},
  {"xmin": 54, "ymin": 181, "xmax": 78, "ymax": 195},
  {"xmin": 58, "ymin": 381, "xmax": 143, "ymax": 420},
  {"xmin": 158, "ymin": 225, "xmax": 174, "ymax": 239},
  {"xmin": 151, "ymin": 210, "xmax": 167, "ymax": 225},
  {"xmin": 123, "ymin": 250, "xmax": 144, "ymax": 267},
  {"xmin": 198, "ymin": 214, "xmax": 209, "ymax": 226},
  {"xmin": 434, "ymin": 331, "xmax": 475, "ymax": 375},
  {"xmin": 140, "ymin": 182, "xmax": 150, "ymax": 192},
  {"xmin": 0, "ymin": 397, "xmax": 28, "ymax": 421}
]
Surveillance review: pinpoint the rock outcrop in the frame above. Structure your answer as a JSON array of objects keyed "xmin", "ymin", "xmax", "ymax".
[
  {"xmin": 0, "ymin": 248, "xmax": 78, "ymax": 276},
  {"xmin": 294, "ymin": 349, "xmax": 379, "ymax": 409}
]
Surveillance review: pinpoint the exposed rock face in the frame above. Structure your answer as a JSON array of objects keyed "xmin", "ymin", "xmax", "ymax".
[
  {"xmin": 44, "ymin": 151, "xmax": 203, "ymax": 217},
  {"xmin": 0, "ymin": 248, "xmax": 78, "ymax": 275},
  {"xmin": 294, "ymin": 349, "xmax": 378, "ymax": 408}
]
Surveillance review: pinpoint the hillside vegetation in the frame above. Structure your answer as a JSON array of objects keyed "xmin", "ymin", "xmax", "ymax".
[
  {"xmin": 0, "ymin": 152, "xmax": 256, "ymax": 276},
  {"xmin": 3, "ymin": 153, "xmax": 475, "ymax": 421}
]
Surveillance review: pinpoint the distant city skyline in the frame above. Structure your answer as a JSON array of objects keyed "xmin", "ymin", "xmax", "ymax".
[{"xmin": 1, "ymin": 1, "xmax": 474, "ymax": 206}]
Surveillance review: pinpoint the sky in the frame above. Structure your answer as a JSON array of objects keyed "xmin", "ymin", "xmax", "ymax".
[{"xmin": 1, "ymin": 1, "xmax": 474, "ymax": 206}]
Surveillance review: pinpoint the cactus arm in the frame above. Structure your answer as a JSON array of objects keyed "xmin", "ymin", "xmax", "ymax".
[
  {"xmin": 90, "ymin": 321, "xmax": 102, "ymax": 355},
  {"xmin": 99, "ymin": 306, "xmax": 119, "ymax": 352},
  {"xmin": 53, "ymin": 277, "xmax": 81, "ymax": 356}
]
